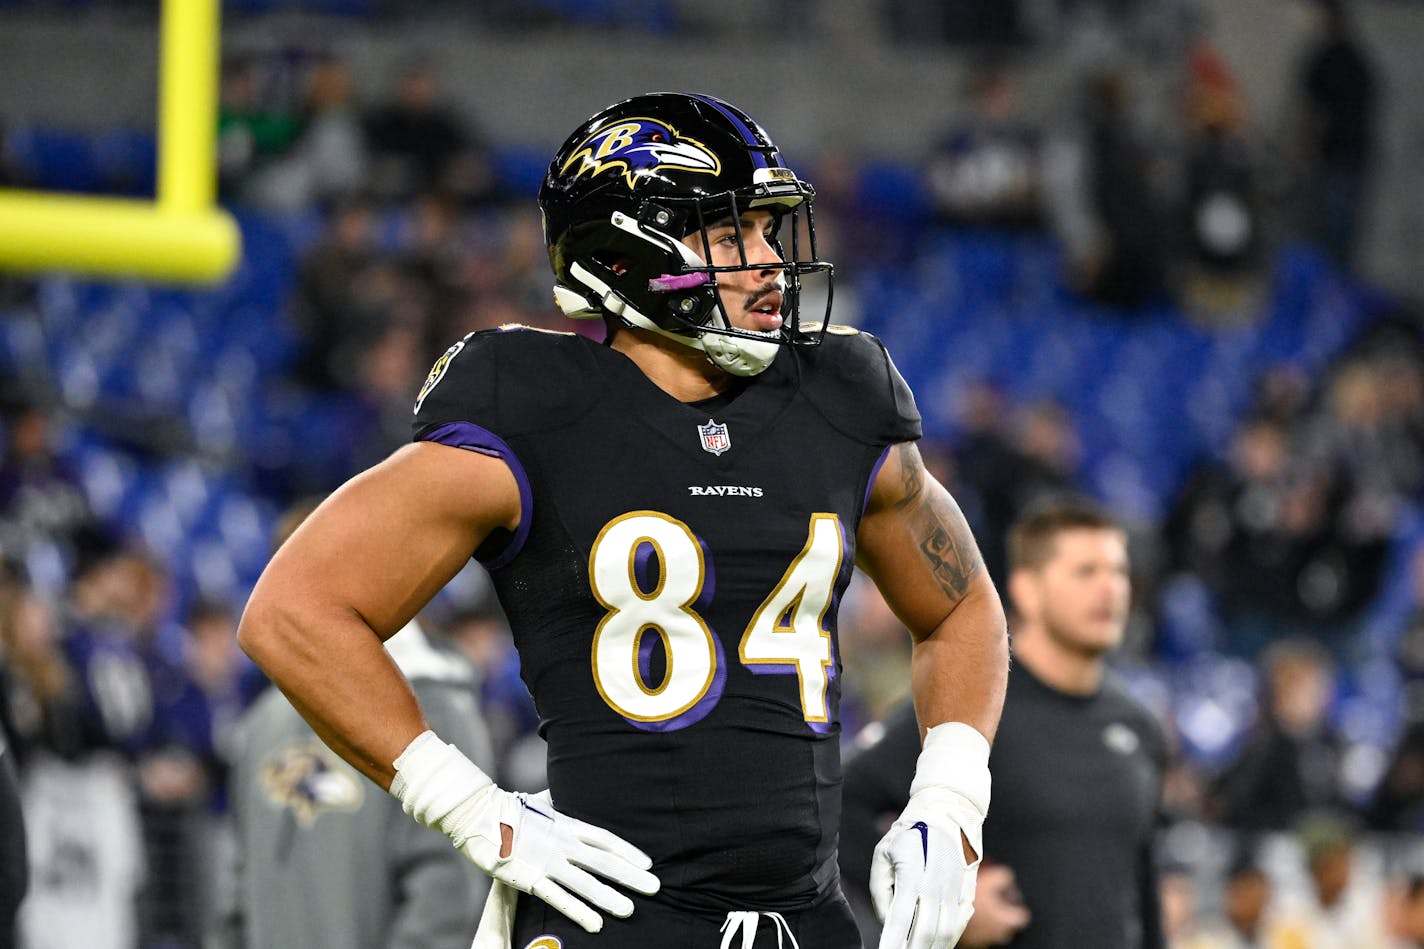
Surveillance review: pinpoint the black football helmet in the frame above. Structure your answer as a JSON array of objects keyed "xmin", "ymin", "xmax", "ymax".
[{"xmin": 539, "ymin": 92, "xmax": 834, "ymax": 376}]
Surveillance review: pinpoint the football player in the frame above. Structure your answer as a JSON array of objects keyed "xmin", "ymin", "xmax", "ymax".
[{"xmin": 238, "ymin": 92, "xmax": 1008, "ymax": 949}]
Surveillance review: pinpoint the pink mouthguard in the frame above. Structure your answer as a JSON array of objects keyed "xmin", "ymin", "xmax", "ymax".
[{"xmin": 648, "ymin": 272, "xmax": 711, "ymax": 292}]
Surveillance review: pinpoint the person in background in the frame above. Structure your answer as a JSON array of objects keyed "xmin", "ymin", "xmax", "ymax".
[
  {"xmin": 1174, "ymin": 33, "xmax": 1266, "ymax": 323},
  {"xmin": 0, "ymin": 396, "xmax": 92, "ymax": 598},
  {"xmin": 952, "ymin": 384, "xmax": 1078, "ymax": 591},
  {"xmin": 841, "ymin": 495, "xmax": 1166, "ymax": 948},
  {"xmin": 924, "ymin": 64, "xmax": 1045, "ymax": 233},
  {"xmin": 1294, "ymin": 0, "xmax": 1379, "ymax": 273},
  {"xmin": 363, "ymin": 60, "xmax": 496, "ymax": 209},
  {"xmin": 177, "ymin": 597, "xmax": 252, "ymax": 820},
  {"xmin": 17, "ymin": 528, "xmax": 151, "ymax": 949},
  {"xmin": 0, "ymin": 720, "xmax": 22, "ymax": 949},
  {"xmin": 1171, "ymin": 850, "xmax": 1273, "ymax": 949},
  {"xmin": 1267, "ymin": 811, "xmax": 1393, "ymax": 949},
  {"xmin": 290, "ymin": 195, "xmax": 385, "ymax": 395},
  {"xmin": 240, "ymin": 55, "xmax": 367, "ymax": 214},
  {"xmin": 1368, "ymin": 556, "xmax": 1424, "ymax": 835},
  {"xmin": 216, "ymin": 54, "xmax": 302, "ymax": 206},
  {"xmin": 0, "ymin": 557, "xmax": 28, "ymax": 949},
  {"xmin": 1210, "ymin": 639, "xmax": 1349, "ymax": 831},
  {"xmin": 211, "ymin": 498, "xmax": 494, "ymax": 949},
  {"xmin": 1044, "ymin": 67, "xmax": 1171, "ymax": 310}
]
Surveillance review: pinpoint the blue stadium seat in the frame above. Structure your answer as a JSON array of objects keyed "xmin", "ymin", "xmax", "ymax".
[
  {"xmin": 857, "ymin": 160, "xmax": 931, "ymax": 227},
  {"xmin": 493, "ymin": 145, "xmax": 551, "ymax": 200},
  {"xmin": 5, "ymin": 126, "xmax": 104, "ymax": 193},
  {"xmin": 1357, "ymin": 505, "xmax": 1424, "ymax": 655},
  {"xmin": 91, "ymin": 128, "xmax": 157, "ymax": 197},
  {"xmin": 1156, "ymin": 573, "xmax": 1225, "ymax": 662},
  {"xmin": 1169, "ymin": 654, "xmax": 1258, "ymax": 769},
  {"xmin": 72, "ymin": 435, "xmax": 139, "ymax": 522}
]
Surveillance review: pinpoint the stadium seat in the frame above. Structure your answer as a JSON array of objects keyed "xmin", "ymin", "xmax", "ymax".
[
  {"xmin": 5, "ymin": 125, "xmax": 103, "ymax": 193},
  {"xmin": 493, "ymin": 145, "xmax": 551, "ymax": 200}
]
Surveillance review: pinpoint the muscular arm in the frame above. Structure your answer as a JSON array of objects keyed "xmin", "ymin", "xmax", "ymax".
[
  {"xmin": 856, "ymin": 441, "xmax": 1008, "ymax": 745},
  {"xmin": 236, "ymin": 441, "xmax": 520, "ymax": 789}
]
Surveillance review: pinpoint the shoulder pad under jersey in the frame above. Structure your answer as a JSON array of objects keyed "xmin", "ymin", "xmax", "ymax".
[
  {"xmin": 797, "ymin": 327, "xmax": 922, "ymax": 445},
  {"xmin": 411, "ymin": 325, "xmax": 600, "ymax": 441}
]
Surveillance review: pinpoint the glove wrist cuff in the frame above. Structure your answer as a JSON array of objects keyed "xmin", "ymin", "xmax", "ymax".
[
  {"xmin": 389, "ymin": 729, "xmax": 494, "ymax": 831},
  {"xmin": 911, "ymin": 721, "xmax": 991, "ymax": 817}
]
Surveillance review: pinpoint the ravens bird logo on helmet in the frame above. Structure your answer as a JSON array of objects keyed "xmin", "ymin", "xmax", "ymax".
[{"xmin": 561, "ymin": 117, "xmax": 722, "ymax": 189}]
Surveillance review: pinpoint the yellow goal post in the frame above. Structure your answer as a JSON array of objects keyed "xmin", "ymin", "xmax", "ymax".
[{"xmin": 0, "ymin": 0, "xmax": 240, "ymax": 284}]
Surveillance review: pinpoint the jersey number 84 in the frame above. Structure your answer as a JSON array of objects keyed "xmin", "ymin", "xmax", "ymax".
[{"xmin": 589, "ymin": 511, "xmax": 844, "ymax": 732}]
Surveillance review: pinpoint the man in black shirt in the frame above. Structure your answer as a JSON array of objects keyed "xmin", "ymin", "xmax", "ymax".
[
  {"xmin": 842, "ymin": 496, "xmax": 1167, "ymax": 949},
  {"xmin": 1298, "ymin": 0, "xmax": 1378, "ymax": 271},
  {"xmin": 0, "ymin": 557, "xmax": 30, "ymax": 949},
  {"xmin": 0, "ymin": 712, "xmax": 25, "ymax": 949}
]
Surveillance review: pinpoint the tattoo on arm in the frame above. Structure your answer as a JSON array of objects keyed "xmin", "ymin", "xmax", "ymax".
[
  {"xmin": 895, "ymin": 442, "xmax": 924, "ymax": 510},
  {"xmin": 893, "ymin": 443, "xmax": 982, "ymax": 601}
]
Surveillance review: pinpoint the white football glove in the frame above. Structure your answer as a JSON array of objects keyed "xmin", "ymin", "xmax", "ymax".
[
  {"xmin": 870, "ymin": 722, "xmax": 990, "ymax": 949},
  {"xmin": 390, "ymin": 730, "xmax": 660, "ymax": 933}
]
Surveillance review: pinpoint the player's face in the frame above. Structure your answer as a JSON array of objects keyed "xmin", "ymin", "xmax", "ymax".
[
  {"xmin": 1030, "ymin": 528, "xmax": 1130, "ymax": 657},
  {"xmin": 682, "ymin": 208, "xmax": 785, "ymax": 334}
]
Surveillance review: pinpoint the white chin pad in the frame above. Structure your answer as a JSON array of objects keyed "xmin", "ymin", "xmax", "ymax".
[{"xmin": 701, "ymin": 332, "xmax": 780, "ymax": 377}]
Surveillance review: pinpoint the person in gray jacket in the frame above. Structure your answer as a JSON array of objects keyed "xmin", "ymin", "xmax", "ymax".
[
  {"xmin": 211, "ymin": 617, "xmax": 494, "ymax": 949},
  {"xmin": 210, "ymin": 499, "xmax": 496, "ymax": 949}
]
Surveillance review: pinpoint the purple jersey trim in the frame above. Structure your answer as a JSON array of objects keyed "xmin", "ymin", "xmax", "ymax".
[
  {"xmin": 862, "ymin": 443, "xmax": 895, "ymax": 517},
  {"xmin": 418, "ymin": 421, "xmax": 532, "ymax": 570}
]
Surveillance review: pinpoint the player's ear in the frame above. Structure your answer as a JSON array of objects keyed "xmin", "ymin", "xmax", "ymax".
[{"xmin": 1007, "ymin": 568, "xmax": 1039, "ymax": 622}]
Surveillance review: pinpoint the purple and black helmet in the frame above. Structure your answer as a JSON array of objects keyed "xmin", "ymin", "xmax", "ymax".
[{"xmin": 538, "ymin": 92, "xmax": 833, "ymax": 373}]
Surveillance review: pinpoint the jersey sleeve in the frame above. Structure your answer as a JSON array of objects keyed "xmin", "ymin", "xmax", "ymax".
[
  {"xmin": 412, "ymin": 325, "xmax": 600, "ymax": 442},
  {"xmin": 410, "ymin": 329, "xmax": 529, "ymax": 569},
  {"xmin": 803, "ymin": 328, "xmax": 922, "ymax": 446},
  {"xmin": 410, "ymin": 327, "xmax": 599, "ymax": 569},
  {"xmin": 412, "ymin": 330, "xmax": 500, "ymax": 439}
]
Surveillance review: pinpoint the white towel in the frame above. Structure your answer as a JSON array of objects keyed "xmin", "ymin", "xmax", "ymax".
[{"xmin": 470, "ymin": 878, "xmax": 518, "ymax": 949}]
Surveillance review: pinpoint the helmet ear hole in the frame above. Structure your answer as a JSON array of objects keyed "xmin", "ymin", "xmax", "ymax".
[
  {"xmin": 594, "ymin": 251, "xmax": 632, "ymax": 277},
  {"xmin": 670, "ymin": 292, "xmax": 716, "ymax": 327},
  {"xmin": 636, "ymin": 201, "xmax": 687, "ymax": 236}
]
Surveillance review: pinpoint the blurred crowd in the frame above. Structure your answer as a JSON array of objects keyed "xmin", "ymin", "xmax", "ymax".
[
  {"xmin": 3, "ymin": 0, "xmax": 1424, "ymax": 947},
  {"xmin": 917, "ymin": 0, "xmax": 1379, "ymax": 317}
]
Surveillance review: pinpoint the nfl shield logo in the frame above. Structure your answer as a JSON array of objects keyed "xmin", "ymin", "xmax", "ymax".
[{"xmin": 697, "ymin": 418, "xmax": 731, "ymax": 456}]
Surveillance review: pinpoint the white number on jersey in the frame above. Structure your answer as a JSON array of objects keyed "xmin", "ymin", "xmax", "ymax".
[
  {"xmin": 739, "ymin": 513, "xmax": 843, "ymax": 723},
  {"xmin": 588, "ymin": 511, "xmax": 843, "ymax": 728}
]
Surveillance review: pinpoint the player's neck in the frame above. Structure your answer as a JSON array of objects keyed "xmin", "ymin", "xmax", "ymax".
[
  {"xmin": 1012, "ymin": 624, "xmax": 1105, "ymax": 696},
  {"xmin": 610, "ymin": 325, "xmax": 734, "ymax": 403}
]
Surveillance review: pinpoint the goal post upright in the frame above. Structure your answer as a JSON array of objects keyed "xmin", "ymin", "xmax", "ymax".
[{"xmin": 0, "ymin": 0, "xmax": 241, "ymax": 284}]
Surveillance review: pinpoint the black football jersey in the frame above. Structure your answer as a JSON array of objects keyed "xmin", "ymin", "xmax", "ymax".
[{"xmin": 412, "ymin": 325, "xmax": 920, "ymax": 912}]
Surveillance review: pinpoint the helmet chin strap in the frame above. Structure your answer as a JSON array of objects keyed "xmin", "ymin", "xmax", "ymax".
[
  {"xmin": 699, "ymin": 331, "xmax": 780, "ymax": 377},
  {"xmin": 561, "ymin": 262, "xmax": 780, "ymax": 377}
]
